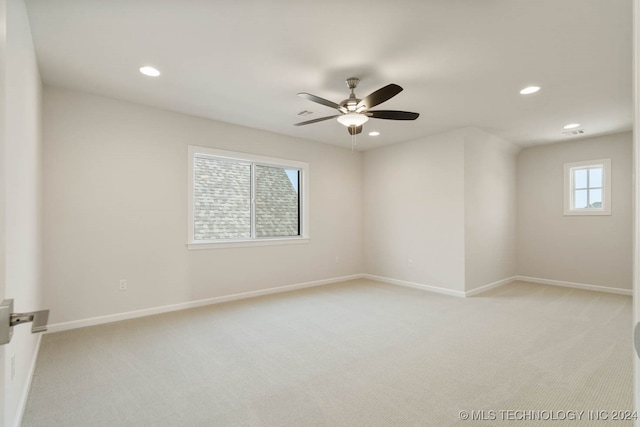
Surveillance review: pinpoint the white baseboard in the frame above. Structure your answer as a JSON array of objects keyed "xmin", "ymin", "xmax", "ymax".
[
  {"xmin": 465, "ymin": 276, "xmax": 517, "ymax": 297},
  {"xmin": 515, "ymin": 275, "xmax": 632, "ymax": 296},
  {"xmin": 47, "ymin": 274, "xmax": 365, "ymax": 333},
  {"xmin": 14, "ymin": 333, "xmax": 42, "ymax": 427},
  {"xmin": 366, "ymin": 273, "xmax": 631, "ymax": 298},
  {"xmin": 363, "ymin": 274, "xmax": 466, "ymax": 298},
  {"xmin": 46, "ymin": 273, "xmax": 630, "ymax": 334},
  {"xmin": 364, "ymin": 274, "xmax": 517, "ymax": 298}
]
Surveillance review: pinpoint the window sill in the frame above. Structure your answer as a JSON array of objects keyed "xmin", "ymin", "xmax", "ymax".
[
  {"xmin": 187, "ymin": 237, "xmax": 310, "ymax": 250},
  {"xmin": 564, "ymin": 209, "xmax": 611, "ymax": 216}
]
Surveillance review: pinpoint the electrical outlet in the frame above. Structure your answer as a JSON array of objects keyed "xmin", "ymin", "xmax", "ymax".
[
  {"xmin": 408, "ymin": 259, "xmax": 414, "ymax": 267},
  {"xmin": 11, "ymin": 353, "xmax": 15, "ymax": 381},
  {"xmin": 335, "ymin": 256, "xmax": 340, "ymax": 264},
  {"xmin": 119, "ymin": 279, "xmax": 128, "ymax": 291}
]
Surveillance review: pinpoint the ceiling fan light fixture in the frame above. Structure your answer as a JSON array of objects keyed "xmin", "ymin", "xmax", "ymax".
[{"xmin": 337, "ymin": 113, "xmax": 369, "ymax": 127}]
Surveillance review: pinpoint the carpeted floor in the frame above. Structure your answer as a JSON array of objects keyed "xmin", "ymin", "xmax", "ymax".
[{"xmin": 22, "ymin": 279, "xmax": 632, "ymax": 426}]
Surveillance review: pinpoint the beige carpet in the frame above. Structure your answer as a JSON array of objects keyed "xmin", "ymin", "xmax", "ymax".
[{"xmin": 22, "ymin": 279, "xmax": 632, "ymax": 426}]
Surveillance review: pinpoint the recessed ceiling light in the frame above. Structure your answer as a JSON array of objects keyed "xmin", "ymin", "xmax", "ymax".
[
  {"xmin": 519, "ymin": 86, "xmax": 540, "ymax": 95},
  {"xmin": 139, "ymin": 66, "xmax": 160, "ymax": 77},
  {"xmin": 563, "ymin": 123, "xmax": 581, "ymax": 129},
  {"xmin": 369, "ymin": 131, "xmax": 380, "ymax": 136}
]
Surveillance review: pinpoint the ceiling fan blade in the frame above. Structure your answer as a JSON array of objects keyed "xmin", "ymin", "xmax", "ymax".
[
  {"xmin": 294, "ymin": 115, "xmax": 339, "ymax": 126},
  {"xmin": 367, "ymin": 110, "xmax": 419, "ymax": 120},
  {"xmin": 357, "ymin": 84, "xmax": 403, "ymax": 110},
  {"xmin": 298, "ymin": 93, "xmax": 345, "ymax": 112},
  {"xmin": 347, "ymin": 125, "xmax": 363, "ymax": 135}
]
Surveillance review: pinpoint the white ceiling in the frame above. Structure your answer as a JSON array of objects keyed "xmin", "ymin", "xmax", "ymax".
[{"xmin": 24, "ymin": 0, "xmax": 632, "ymax": 150}]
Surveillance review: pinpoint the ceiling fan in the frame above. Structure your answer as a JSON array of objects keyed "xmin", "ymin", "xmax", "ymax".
[{"xmin": 294, "ymin": 77, "xmax": 419, "ymax": 135}]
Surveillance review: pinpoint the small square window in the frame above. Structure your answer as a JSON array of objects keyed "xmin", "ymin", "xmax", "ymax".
[{"xmin": 564, "ymin": 159, "xmax": 611, "ymax": 216}]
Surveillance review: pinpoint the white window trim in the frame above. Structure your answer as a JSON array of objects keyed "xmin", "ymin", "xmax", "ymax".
[
  {"xmin": 187, "ymin": 145, "xmax": 310, "ymax": 249},
  {"xmin": 563, "ymin": 158, "xmax": 611, "ymax": 216}
]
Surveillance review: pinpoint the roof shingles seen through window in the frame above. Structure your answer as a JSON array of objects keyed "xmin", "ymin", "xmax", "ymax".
[{"xmin": 193, "ymin": 157, "xmax": 299, "ymax": 240}]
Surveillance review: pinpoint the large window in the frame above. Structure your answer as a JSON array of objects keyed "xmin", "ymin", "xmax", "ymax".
[
  {"xmin": 564, "ymin": 158, "xmax": 611, "ymax": 216},
  {"xmin": 188, "ymin": 146, "xmax": 309, "ymax": 248}
]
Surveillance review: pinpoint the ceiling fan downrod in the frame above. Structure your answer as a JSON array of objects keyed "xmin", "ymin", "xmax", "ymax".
[{"xmin": 344, "ymin": 77, "xmax": 361, "ymax": 112}]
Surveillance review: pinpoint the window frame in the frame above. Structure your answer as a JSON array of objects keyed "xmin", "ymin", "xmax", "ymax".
[
  {"xmin": 187, "ymin": 145, "xmax": 310, "ymax": 249},
  {"xmin": 563, "ymin": 158, "xmax": 611, "ymax": 216}
]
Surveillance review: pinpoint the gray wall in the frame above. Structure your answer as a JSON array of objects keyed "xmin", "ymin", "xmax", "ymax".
[
  {"xmin": 363, "ymin": 129, "xmax": 467, "ymax": 292},
  {"xmin": 517, "ymin": 132, "xmax": 632, "ymax": 290},
  {"xmin": 464, "ymin": 128, "xmax": 518, "ymax": 291},
  {"xmin": 43, "ymin": 87, "xmax": 364, "ymax": 324},
  {"xmin": 363, "ymin": 127, "xmax": 519, "ymax": 294}
]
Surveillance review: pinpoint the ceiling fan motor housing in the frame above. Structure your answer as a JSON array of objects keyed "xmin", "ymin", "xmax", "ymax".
[{"xmin": 340, "ymin": 97, "xmax": 360, "ymax": 112}]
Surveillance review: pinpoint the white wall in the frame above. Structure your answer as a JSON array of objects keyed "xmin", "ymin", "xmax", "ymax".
[
  {"xmin": 517, "ymin": 132, "xmax": 633, "ymax": 291},
  {"xmin": 362, "ymin": 127, "xmax": 519, "ymax": 294},
  {"xmin": 464, "ymin": 128, "xmax": 518, "ymax": 291},
  {"xmin": 363, "ymin": 129, "xmax": 467, "ymax": 292},
  {"xmin": 42, "ymin": 87, "xmax": 363, "ymax": 325},
  {"xmin": 3, "ymin": 0, "xmax": 43, "ymax": 425}
]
